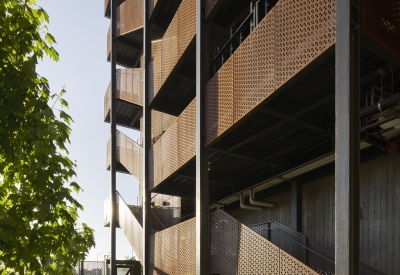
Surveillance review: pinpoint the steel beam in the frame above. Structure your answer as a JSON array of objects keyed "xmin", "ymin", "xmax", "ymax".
[
  {"xmin": 335, "ymin": 1, "xmax": 360, "ymax": 274},
  {"xmin": 143, "ymin": 1, "xmax": 152, "ymax": 274},
  {"xmin": 196, "ymin": 0, "xmax": 209, "ymax": 274},
  {"xmin": 110, "ymin": 0, "xmax": 117, "ymax": 273}
]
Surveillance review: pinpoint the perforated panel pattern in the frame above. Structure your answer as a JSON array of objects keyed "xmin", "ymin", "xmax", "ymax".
[
  {"xmin": 150, "ymin": 218, "xmax": 196, "ymax": 275},
  {"xmin": 117, "ymin": 0, "xmax": 144, "ymax": 36},
  {"xmin": 233, "ymin": 9, "xmax": 275, "ymax": 122},
  {"xmin": 362, "ymin": 0, "xmax": 400, "ymax": 57},
  {"xmin": 205, "ymin": 0, "xmax": 336, "ymax": 146},
  {"xmin": 274, "ymin": 0, "xmax": 335, "ymax": 88},
  {"xmin": 152, "ymin": 99, "xmax": 196, "ymax": 188},
  {"xmin": 209, "ymin": 209, "xmax": 239, "ymax": 275},
  {"xmin": 205, "ymin": 57, "xmax": 233, "ymax": 145},
  {"xmin": 152, "ymin": 194, "xmax": 181, "ymax": 229},
  {"xmin": 149, "ymin": 0, "xmax": 196, "ymax": 104},
  {"xmin": 280, "ymin": 249, "xmax": 319, "ymax": 275},
  {"xmin": 106, "ymin": 131, "xmax": 143, "ymax": 183}
]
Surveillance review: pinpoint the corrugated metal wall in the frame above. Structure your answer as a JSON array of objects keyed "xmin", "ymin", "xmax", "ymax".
[{"xmin": 228, "ymin": 153, "xmax": 400, "ymax": 275}]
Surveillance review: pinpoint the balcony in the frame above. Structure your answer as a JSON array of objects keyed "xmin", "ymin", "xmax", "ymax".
[{"xmin": 148, "ymin": 0, "xmax": 197, "ymax": 115}]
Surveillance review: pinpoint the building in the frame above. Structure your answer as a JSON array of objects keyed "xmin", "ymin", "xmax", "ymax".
[{"xmin": 103, "ymin": 0, "xmax": 400, "ymax": 274}]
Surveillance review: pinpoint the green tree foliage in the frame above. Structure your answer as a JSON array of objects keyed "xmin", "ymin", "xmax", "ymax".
[{"xmin": 0, "ymin": 0, "xmax": 95, "ymax": 273}]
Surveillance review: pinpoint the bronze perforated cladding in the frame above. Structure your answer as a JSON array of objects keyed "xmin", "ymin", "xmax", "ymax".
[
  {"xmin": 117, "ymin": 0, "xmax": 144, "ymax": 36},
  {"xmin": 148, "ymin": 0, "xmax": 158, "ymax": 18},
  {"xmin": 104, "ymin": 0, "xmax": 110, "ymax": 16},
  {"xmin": 152, "ymin": 194, "xmax": 181, "ymax": 228},
  {"xmin": 152, "ymin": 99, "xmax": 196, "ymax": 189},
  {"xmin": 205, "ymin": 57, "xmax": 234, "ymax": 146},
  {"xmin": 106, "ymin": 131, "xmax": 143, "ymax": 182},
  {"xmin": 209, "ymin": 210, "xmax": 319, "ymax": 275},
  {"xmin": 149, "ymin": 218, "xmax": 196, "ymax": 275},
  {"xmin": 363, "ymin": 0, "xmax": 400, "ymax": 57},
  {"xmin": 117, "ymin": 194, "xmax": 144, "ymax": 265},
  {"xmin": 148, "ymin": 0, "xmax": 196, "ymax": 104},
  {"xmin": 205, "ymin": 0, "xmax": 335, "ymax": 146},
  {"xmin": 274, "ymin": 0, "xmax": 335, "ymax": 88}
]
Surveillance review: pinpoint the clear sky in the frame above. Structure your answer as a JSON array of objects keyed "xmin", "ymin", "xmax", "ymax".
[{"xmin": 36, "ymin": 0, "xmax": 139, "ymax": 261}]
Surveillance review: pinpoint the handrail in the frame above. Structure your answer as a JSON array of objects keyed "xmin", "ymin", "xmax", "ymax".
[
  {"xmin": 151, "ymin": 210, "xmax": 166, "ymax": 229},
  {"xmin": 249, "ymin": 220, "xmax": 386, "ymax": 275}
]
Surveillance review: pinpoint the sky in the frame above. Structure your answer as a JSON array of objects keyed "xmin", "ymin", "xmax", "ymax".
[{"xmin": 36, "ymin": 0, "xmax": 140, "ymax": 261}]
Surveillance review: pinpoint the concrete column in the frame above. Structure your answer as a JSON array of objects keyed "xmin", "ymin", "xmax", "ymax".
[{"xmin": 335, "ymin": 1, "xmax": 360, "ymax": 274}]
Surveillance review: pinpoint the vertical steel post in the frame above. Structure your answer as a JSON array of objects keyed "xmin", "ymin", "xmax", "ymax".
[
  {"xmin": 143, "ymin": 1, "xmax": 152, "ymax": 274},
  {"xmin": 110, "ymin": 0, "xmax": 117, "ymax": 273},
  {"xmin": 335, "ymin": 1, "xmax": 360, "ymax": 274},
  {"xmin": 290, "ymin": 179, "xmax": 302, "ymax": 232},
  {"xmin": 196, "ymin": 0, "xmax": 209, "ymax": 274}
]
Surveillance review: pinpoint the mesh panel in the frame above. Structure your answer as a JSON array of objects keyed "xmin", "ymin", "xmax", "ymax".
[
  {"xmin": 205, "ymin": 0, "xmax": 336, "ymax": 146},
  {"xmin": 152, "ymin": 194, "xmax": 181, "ymax": 229},
  {"xmin": 363, "ymin": 0, "xmax": 400, "ymax": 57},
  {"xmin": 149, "ymin": 218, "xmax": 196, "ymax": 275},
  {"xmin": 148, "ymin": 0, "xmax": 196, "ymax": 104},
  {"xmin": 274, "ymin": 0, "xmax": 335, "ymax": 88},
  {"xmin": 205, "ymin": 56, "xmax": 234, "ymax": 145},
  {"xmin": 148, "ymin": 0, "xmax": 158, "ymax": 19},
  {"xmin": 210, "ymin": 210, "xmax": 319, "ymax": 275},
  {"xmin": 152, "ymin": 99, "xmax": 196, "ymax": 189},
  {"xmin": 117, "ymin": 0, "xmax": 144, "ymax": 36},
  {"xmin": 74, "ymin": 261, "xmax": 105, "ymax": 275}
]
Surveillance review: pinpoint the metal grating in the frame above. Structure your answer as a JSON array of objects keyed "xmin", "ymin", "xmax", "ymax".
[
  {"xmin": 148, "ymin": 0, "xmax": 196, "ymax": 104},
  {"xmin": 362, "ymin": 0, "xmax": 400, "ymax": 57},
  {"xmin": 274, "ymin": 0, "xmax": 335, "ymax": 88},
  {"xmin": 151, "ymin": 99, "xmax": 196, "ymax": 189},
  {"xmin": 205, "ymin": 56, "xmax": 234, "ymax": 145},
  {"xmin": 205, "ymin": 0, "xmax": 336, "ymax": 146},
  {"xmin": 205, "ymin": 0, "xmax": 219, "ymax": 19},
  {"xmin": 149, "ymin": 218, "xmax": 196, "ymax": 275},
  {"xmin": 117, "ymin": 0, "xmax": 144, "ymax": 36}
]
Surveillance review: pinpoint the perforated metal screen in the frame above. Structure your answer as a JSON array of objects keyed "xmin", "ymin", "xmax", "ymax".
[
  {"xmin": 362, "ymin": 0, "xmax": 400, "ymax": 57},
  {"xmin": 210, "ymin": 210, "xmax": 319, "ymax": 275},
  {"xmin": 205, "ymin": 0, "xmax": 336, "ymax": 146},
  {"xmin": 148, "ymin": 0, "xmax": 196, "ymax": 104},
  {"xmin": 117, "ymin": 0, "xmax": 144, "ymax": 36},
  {"xmin": 151, "ymin": 99, "xmax": 196, "ymax": 189},
  {"xmin": 205, "ymin": 0, "xmax": 219, "ymax": 19}
]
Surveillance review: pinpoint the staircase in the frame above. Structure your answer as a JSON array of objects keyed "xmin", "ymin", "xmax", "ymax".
[{"xmin": 248, "ymin": 221, "xmax": 385, "ymax": 275}]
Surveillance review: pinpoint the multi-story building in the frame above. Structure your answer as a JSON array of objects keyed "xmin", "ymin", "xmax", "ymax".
[{"xmin": 103, "ymin": 0, "xmax": 400, "ymax": 274}]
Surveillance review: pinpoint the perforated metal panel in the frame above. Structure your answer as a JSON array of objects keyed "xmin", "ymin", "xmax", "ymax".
[
  {"xmin": 206, "ymin": 0, "xmax": 219, "ymax": 18},
  {"xmin": 149, "ymin": 218, "xmax": 196, "ymax": 275},
  {"xmin": 205, "ymin": 56, "xmax": 233, "ymax": 145},
  {"xmin": 205, "ymin": 0, "xmax": 336, "ymax": 146},
  {"xmin": 106, "ymin": 131, "xmax": 143, "ymax": 182},
  {"xmin": 152, "ymin": 194, "xmax": 181, "ymax": 229},
  {"xmin": 274, "ymin": 0, "xmax": 335, "ymax": 88},
  {"xmin": 148, "ymin": 0, "xmax": 158, "ymax": 19},
  {"xmin": 148, "ymin": 0, "xmax": 196, "ymax": 104},
  {"xmin": 233, "ymin": 9, "xmax": 275, "ymax": 122},
  {"xmin": 210, "ymin": 210, "xmax": 320, "ymax": 275},
  {"xmin": 117, "ymin": 194, "xmax": 144, "ymax": 265},
  {"xmin": 152, "ymin": 99, "xmax": 196, "ymax": 188},
  {"xmin": 117, "ymin": 0, "xmax": 144, "ymax": 36},
  {"xmin": 362, "ymin": 0, "xmax": 400, "ymax": 57}
]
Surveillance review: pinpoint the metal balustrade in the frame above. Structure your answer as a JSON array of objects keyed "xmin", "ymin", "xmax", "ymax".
[
  {"xmin": 249, "ymin": 221, "xmax": 386, "ymax": 275},
  {"xmin": 148, "ymin": 0, "xmax": 196, "ymax": 104}
]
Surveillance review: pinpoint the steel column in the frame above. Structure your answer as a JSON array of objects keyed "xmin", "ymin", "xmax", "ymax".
[
  {"xmin": 143, "ymin": 1, "xmax": 152, "ymax": 275},
  {"xmin": 196, "ymin": 0, "xmax": 209, "ymax": 274},
  {"xmin": 335, "ymin": 1, "xmax": 360, "ymax": 274},
  {"xmin": 290, "ymin": 179, "xmax": 302, "ymax": 232},
  {"xmin": 110, "ymin": 0, "xmax": 117, "ymax": 273}
]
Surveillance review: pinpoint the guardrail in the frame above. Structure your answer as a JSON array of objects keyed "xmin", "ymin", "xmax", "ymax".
[
  {"xmin": 205, "ymin": 0, "xmax": 336, "ymax": 145},
  {"xmin": 148, "ymin": 0, "xmax": 196, "ymax": 104}
]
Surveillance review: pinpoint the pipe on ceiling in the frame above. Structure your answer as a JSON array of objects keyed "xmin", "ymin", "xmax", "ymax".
[
  {"xmin": 240, "ymin": 192, "xmax": 263, "ymax": 211},
  {"xmin": 249, "ymin": 188, "xmax": 274, "ymax": 207}
]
